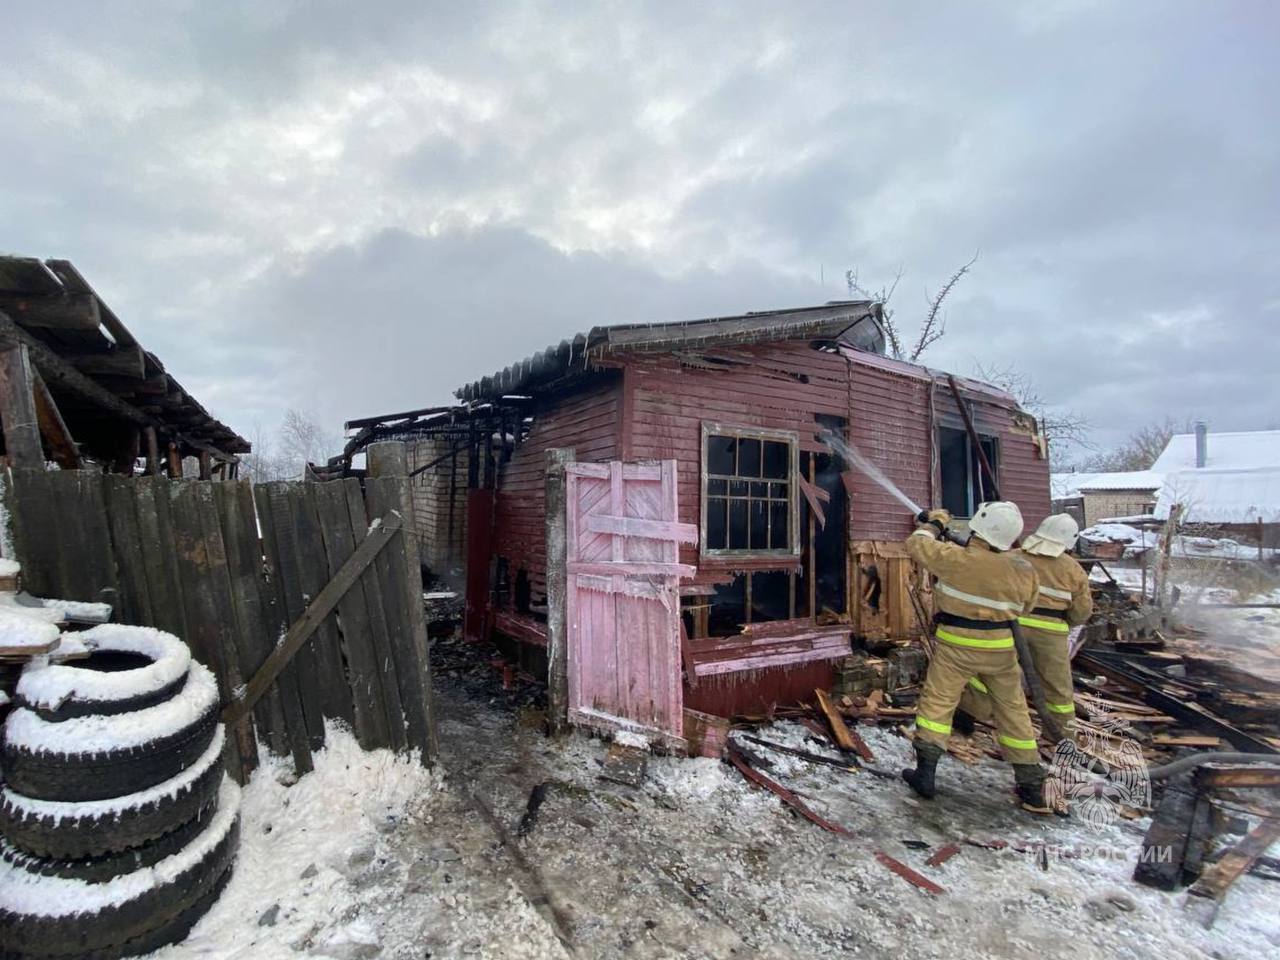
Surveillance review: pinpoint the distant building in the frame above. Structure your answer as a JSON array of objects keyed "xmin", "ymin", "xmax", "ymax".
[
  {"xmin": 1152, "ymin": 425, "xmax": 1280, "ymax": 548},
  {"xmin": 1051, "ymin": 470, "xmax": 1162, "ymax": 528}
]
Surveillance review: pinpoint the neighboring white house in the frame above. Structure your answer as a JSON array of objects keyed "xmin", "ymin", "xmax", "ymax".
[{"xmin": 1152, "ymin": 426, "xmax": 1280, "ymax": 546}]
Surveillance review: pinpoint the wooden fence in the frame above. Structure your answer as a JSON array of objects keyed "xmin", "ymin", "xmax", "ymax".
[{"xmin": 1, "ymin": 442, "xmax": 435, "ymax": 780}]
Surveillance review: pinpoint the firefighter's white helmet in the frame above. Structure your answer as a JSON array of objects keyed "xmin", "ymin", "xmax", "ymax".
[
  {"xmin": 1022, "ymin": 513, "xmax": 1080, "ymax": 557},
  {"xmin": 968, "ymin": 501, "xmax": 1023, "ymax": 552}
]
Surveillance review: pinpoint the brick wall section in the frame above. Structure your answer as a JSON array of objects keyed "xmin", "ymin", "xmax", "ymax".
[
  {"xmin": 1082, "ymin": 490, "xmax": 1158, "ymax": 526},
  {"xmin": 406, "ymin": 437, "xmax": 470, "ymax": 583}
]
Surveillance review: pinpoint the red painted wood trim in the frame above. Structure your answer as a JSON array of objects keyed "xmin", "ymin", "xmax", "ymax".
[
  {"xmin": 925, "ymin": 843, "xmax": 961, "ymax": 868},
  {"xmin": 875, "ymin": 852, "xmax": 946, "ymax": 895},
  {"xmin": 492, "ymin": 610, "xmax": 549, "ymax": 647},
  {"xmin": 728, "ymin": 746, "xmax": 853, "ymax": 836}
]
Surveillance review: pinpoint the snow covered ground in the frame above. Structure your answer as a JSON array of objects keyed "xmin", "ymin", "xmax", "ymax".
[
  {"xmin": 1080, "ymin": 523, "xmax": 1278, "ymax": 562},
  {"xmin": 1095, "ymin": 562, "xmax": 1280, "ymax": 682},
  {"xmin": 156, "ymin": 681, "xmax": 1279, "ymax": 960}
]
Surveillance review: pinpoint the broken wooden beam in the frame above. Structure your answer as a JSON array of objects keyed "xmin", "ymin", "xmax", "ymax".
[
  {"xmin": 727, "ymin": 744, "xmax": 853, "ymax": 836},
  {"xmin": 0, "ymin": 344, "xmax": 44, "ymax": 468},
  {"xmin": 875, "ymin": 851, "xmax": 946, "ymax": 895},
  {"xmin": 816, "ymin": 687, "xmax": 875, "ymax": 762},
  {"xmin": 0, "ymin": 292, "xmax": 100, "ymax": 330},
  {"xmin": 1185, "ymin": 817, "xmax": 1280, "ymax": 927},
  {"xmin": 1194, "ymin": 766, "xmax": 1280, "ymax": 790},
  {"xmin": 222, "ymin": 513, "xmax": 403, "ymax": 726},
  {"xmin": 925, "ymin": 843, "xmax": 962, "ymax": 868}
]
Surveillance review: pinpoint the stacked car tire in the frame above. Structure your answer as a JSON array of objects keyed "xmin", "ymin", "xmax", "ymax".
[{"xmin": 0, "ymin": 625, "xmax": 239, "ymax": 960}]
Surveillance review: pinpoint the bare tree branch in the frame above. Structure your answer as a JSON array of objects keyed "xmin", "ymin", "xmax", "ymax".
[
  {"xmin": 972, "ymin": 361, "xmax": 1093, "ymax": 466},
  {"xmin": 910, "ymin": 251, "xmax": 978, "ymax": 362},
  {"xmin": 846, "ymin": 254, "xmax": 976, "ymax": 362}
]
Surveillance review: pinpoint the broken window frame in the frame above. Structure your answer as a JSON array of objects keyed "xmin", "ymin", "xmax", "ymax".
[
  {"xmin": 937, "ymin": 426, "xmax": 1000, "ymax": 518},
  {"xmin": 699, "ymin": 422, "xmax": 801, "ymax": 560}
]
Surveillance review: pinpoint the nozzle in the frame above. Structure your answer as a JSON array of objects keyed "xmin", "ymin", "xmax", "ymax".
[{"xmin": 916, "ymin": 510, "xmax": 930, "ymax": 523}]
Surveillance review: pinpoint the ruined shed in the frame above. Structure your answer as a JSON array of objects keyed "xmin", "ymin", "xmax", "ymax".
[
  {"xmin": 349, "ymin": 303, "xmax": 1051, "ymax": 726},
  {"xmin": 0, "ymin": 256, "xmax": 249, "ymax": 475}
]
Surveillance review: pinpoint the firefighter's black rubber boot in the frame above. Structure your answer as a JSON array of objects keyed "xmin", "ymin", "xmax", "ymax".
[
  {"xmin": 1013, "ymin": 763, "xmax": 1057, "ymax": 815},
  {"xmin": 952, "ymin": 710, "xmax": 977, "ymax": 736},
  {"xmin": 901, "ymin": 742, "xmax": 943, "ymax": 799}
]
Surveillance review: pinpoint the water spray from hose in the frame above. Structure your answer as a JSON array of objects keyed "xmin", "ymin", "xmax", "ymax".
[{"xmin": 818, "ymin": 430, "xmax": 923, "ymax": 515}]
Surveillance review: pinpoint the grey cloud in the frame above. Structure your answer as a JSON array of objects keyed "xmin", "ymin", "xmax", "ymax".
[{"xmin": 0, "ymin": 1, "xmax": 1276, "ymax": 464}]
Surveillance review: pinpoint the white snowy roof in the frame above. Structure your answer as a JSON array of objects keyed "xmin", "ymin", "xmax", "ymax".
[
  {"xmin": 1154, "ymin": 466, "xmax": 1280, "ymax": 524},
  {"xmin": 1076, "ymin": 471, "xmax": 1163, "ymax": 493},
  {"xmin": 1151, "ymin": 429, "xmax": 1280, "ymax": 472},
  {"xmin": 1051, "ymin": 471, "xmax": 1161, "ymax": 499},
  {"xmin": 1050, "ymin": 472, "xmax": 1104, "ymax": 499}
]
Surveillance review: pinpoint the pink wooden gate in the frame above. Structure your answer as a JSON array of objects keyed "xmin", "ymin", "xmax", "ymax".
[{"xmin": 565, "ymin": 460, "xmax": 697, "ymax": 746}]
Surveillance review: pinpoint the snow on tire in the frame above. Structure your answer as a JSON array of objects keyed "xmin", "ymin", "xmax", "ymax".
[
  {"xmin": 1, "ymin": 801, "xmax": 216, "ymax": 885},
  {"xmin": 15, "ymin": 625, "xmax": 192, "ymax": 722},
  {"xmin": 0, "ymin": 725, "xmax": 225, "ymax": 860},
  {"xmin": 1, "ymin": 662, "xmax": 220, "ymax": 803},
  {"xmin": 0, "ymin": 777, "xmax": 240, "ymax": 960}
]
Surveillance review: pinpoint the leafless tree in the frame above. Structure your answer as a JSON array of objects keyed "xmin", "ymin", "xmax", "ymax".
[
  {"xmin": 846, "ymin": 252, "xmax": 978, "ymax": 362},
  {"xmin": 1081, "ymin": 415, "xmax": 1197, "ymax": 472},
  {"xmin": 239, "ymin": 409, "xmax": 339, "ymax": 482},
  {"xmin": 971, "ymin": 361, "xmax": 1092, "ymax": 466}
]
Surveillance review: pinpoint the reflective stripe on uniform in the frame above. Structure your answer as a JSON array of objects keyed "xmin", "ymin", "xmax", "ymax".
[
  {"xmin": 916, "ymin": 716, "xmax": 951, "ymax": 735},
  {"xmin": 998, "ymin": 734, "xmax": 1038, "ymax": 751},
  {"xmin": 1039, "ymin": 585, "xmax": 1074, "ymax": 601},
  {"xmin": 935, "ymin": 628, "xmax": 1015, "ymax": 649},
  {"xmin": 936, "ymin": 581, "xmax": 1024, "ymax": 613},
  {"xmin": 1046, "ymin": 702, "xmax": 1076, "ymax": 714},
  {"xmin": 968, "ymin": 677, "xmax": 989, "ymax": 693},
  {"xmin": 1018, "ymin": 615, "xmax": 1070, "ymax": 634}
]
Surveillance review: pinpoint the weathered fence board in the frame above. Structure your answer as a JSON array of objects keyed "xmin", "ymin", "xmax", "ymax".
[{"xmin": 3, "ymin": 449, "xmax": 437, "ymax": 779}]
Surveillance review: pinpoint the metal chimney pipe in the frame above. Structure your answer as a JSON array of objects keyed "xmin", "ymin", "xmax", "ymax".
[{"xmin": 1194, "ymin": 421, "xmax": 1208, "ymax": 468}]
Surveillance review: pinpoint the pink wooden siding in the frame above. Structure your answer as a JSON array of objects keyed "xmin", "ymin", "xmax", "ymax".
[
  {"xmin": 566, "ymin": 460, "xmax": 696, "ymax": 742},
  {"xmin": 492, "ymin": 376, "xmax": 620, "ymax": 603}
]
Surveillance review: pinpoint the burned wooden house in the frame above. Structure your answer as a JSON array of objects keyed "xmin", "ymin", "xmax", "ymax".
[{"xmin": 345, "ymin": 302, "xmax": 1050, "ymax": 740}]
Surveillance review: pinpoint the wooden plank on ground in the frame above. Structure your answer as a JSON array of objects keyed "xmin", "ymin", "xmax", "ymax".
[
  {"xmin": 1186, "ymin": 818, "xmax": 1280, "ymax": 928},
  {"xmin": 875, "ymin": 851, "xmax": 946, "ymax": 895},
  {"xmin": 341, "ymin": 477, "xmax": 406, "ymax": 751},
  {"xmin": 102, "ymin": 475, "xmax": 154, "ymax": 626},
  {"xmin": 223, "ymin": 510, "xmax": 403, "ymax": 728},
  {"xmin": 727, "ymin": 743, "xmax": 853, "ymax": 836},
  {"xmin": 283, "ymin": 483, "xmax": 355, "ymax": 729},
  {"xmin": 815, "ymin": 688, "xmax": 874, "ymax": 761},
  {"xmin": 926, "ymin": 843, "xmax": 962, "ymax": 868},
  {"xmin": 310, "ymin": 479, "xmax": 390, "ymax": 749},
  {"xmin": 1195, "ymin": 767, "xmax": 1280, "ymax": 789},
  {"xmin": 1133, "ymin": 772, "xmax": 1200, "ymax": 891}
]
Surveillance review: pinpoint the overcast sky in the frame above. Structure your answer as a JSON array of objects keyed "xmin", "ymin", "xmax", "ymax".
[{"xmin": 3, "ymin": 1, "xmax": 1277, "ymax": 463}]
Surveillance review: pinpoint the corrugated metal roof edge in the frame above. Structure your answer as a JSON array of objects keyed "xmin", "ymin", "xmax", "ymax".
[{"xmin": 454, "ymin": 302, "xmax": 882, "ymax": 402}]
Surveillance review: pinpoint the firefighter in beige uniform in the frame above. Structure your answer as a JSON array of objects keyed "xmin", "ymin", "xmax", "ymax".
[
  {"xmin": 902, "ymin": 501, "xmax": 1054, "ymax": 813},
  {"xmin": 956, "ymin": 514, "xmax": 1093, "ymax": 742}
]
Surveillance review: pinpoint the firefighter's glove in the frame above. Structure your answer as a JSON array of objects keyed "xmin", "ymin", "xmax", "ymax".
[{"xmin": 915, "ymin": 508, "xmax": 952, "ymax": 533}]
